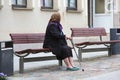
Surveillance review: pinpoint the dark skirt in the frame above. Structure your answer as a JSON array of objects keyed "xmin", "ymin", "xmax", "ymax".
[{"xmin": 52, "ymin": 45, "xmax": 73, "ymax": 60}]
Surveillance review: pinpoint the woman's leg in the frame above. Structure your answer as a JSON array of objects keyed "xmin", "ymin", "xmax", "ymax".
[
  {"xmin": 63, "ymin": 57, "xmax": 73, "ymax": 68},
  {"xmin": 62, "ymin": 46, "xmax": 79, "ymax": 70},
  {"xmin": 64, "ymin": 57, "xmax": 79, "ymax": 71},
  {"xmin": 68, "ymin": 57, "xmax": 79, "ymax": 69},
  {"xmin": 68, "ymin": 57, "xmax": 74, "ymax": 67}
]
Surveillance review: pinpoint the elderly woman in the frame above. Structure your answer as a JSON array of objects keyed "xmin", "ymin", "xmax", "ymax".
[{"xmin": 43, "ymin": 12, "xmax": 79, "ymax": 71}]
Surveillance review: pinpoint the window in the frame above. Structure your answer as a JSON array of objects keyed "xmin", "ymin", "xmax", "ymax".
[
  {"xmin": 95, "ymin": 0, "xmax": 105, "ymax": 13},
  {"xmin": 12, "ymin": 0, "xmax": 27, "ymax": 8},
  {"xmin": 40, "ymin": 0, "xmax": 58, "ymax": 12},
  {"xmin": 67, "ymin": 0, "xmax": 77, "ymax": 10},
  {"xmin": 12, "ymin": 0, "xmax": 33, "ymax": 10},
  {"xmin": 66, "ymin": 0, "xmax": 82, "ymax": 13},
  {"xmin": 41, "ymin": 0, "xmax": 53, "ymax": 9}
]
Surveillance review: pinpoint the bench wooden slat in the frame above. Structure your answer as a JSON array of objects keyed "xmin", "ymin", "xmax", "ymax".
[
  {"xmin": 10, "ymin": 33, "xmax": 45, "ymax": 44},
  {"xmin": 71, "ymin": 28, "xmax": 107, "ymax": 37},
  {"xmin": 75, "ymin": 40, "xmax": 120, "ymax": 46},
  {"xmin": 15, "ymin": 48, "xmax": 51, "ymax": 54}
]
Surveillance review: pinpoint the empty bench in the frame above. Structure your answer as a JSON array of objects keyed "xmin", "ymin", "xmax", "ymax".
[
  {"xmin": 70, "ymin": 28, "xmax": 120, "ymax": 61},
  {"xmin": 10, "ymin": 33, "xmax": 62, "ymax": 73}
]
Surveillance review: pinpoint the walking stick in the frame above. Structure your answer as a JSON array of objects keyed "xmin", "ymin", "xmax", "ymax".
[{"xmin": 70, "ymin": 39, "xmax": 84, "ymax": 71}]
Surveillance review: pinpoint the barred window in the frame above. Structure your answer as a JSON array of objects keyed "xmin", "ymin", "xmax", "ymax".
[
  {"xmin": 67, "ymin": 0, "xmax": 77, "ymax": 10},
  {"xmin": 41, "ymin": 0, "xmax": 53, "ymax": 9},
  {"xmin": 12, "ymin": 0, "xmax": 27, "ymax": 8}
]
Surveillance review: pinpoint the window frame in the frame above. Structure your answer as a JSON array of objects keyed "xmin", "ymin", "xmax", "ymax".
[
  {"xmin": 12, "ymin": 0, "xmax": 27, "ymax": 8},
  {"xmin": 67, "ymin": 0, "xmax": 77, "ymax": 10},
  {"xmin": 41, "ymin": 0, "xmax": 53, "ymax": 9}
]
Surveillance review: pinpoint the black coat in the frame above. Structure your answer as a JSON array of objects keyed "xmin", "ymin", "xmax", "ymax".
[{"xmin": 43, "ymin": 21, "xmax": 72, "ymax": 60}]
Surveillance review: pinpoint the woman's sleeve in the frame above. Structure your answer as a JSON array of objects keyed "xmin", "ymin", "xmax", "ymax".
[{"xmin": 49, "ymin": 24, "xmax": 65, "ymax": 39}]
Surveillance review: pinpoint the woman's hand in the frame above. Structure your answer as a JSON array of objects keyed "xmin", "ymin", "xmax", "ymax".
[{"xmin": 66, "ymin": 36, "xmax": 72, "ymax": 40}]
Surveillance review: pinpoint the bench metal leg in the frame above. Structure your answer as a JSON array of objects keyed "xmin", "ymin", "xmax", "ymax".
[
  {"xmin": 58, "ymin": 60, "xmax": 62, "ymax": 66},
  {"xmin": 108, "ymin": 46, "xmax": 112, "ymax": 56},
  {"xmin": 78, "ymin": 48, "xmax": 82, "ymax": 62},
  {"xmin": 19, "ymin": 57, "xmax": 24, "ymax": 73}
]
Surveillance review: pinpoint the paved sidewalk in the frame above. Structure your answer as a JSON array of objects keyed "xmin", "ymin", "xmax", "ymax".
[
  {"xmin": 85, "ymin": 70, "xmax": 120, "ymax": 80},
  {"xmin": 7, "ymin": 52, "xmax": 120, "ymax": 80}
]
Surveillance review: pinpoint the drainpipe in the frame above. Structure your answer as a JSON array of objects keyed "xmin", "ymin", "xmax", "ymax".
[{"xmin": 88, "ymin": 0, "xmax": 93, "ymax": 28}]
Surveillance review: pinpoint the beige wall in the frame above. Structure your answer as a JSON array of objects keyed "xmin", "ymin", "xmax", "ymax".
[{"xmin": 0, "ymin": 0, "xmax": 88, "ymax": 40}]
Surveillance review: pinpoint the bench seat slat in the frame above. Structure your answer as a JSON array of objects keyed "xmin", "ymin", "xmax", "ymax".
[
  {"xmin": 75, "ymin": 40, "xmax": 120, "ymax": 46},
  {"xmin": 15, "ymin": 48, "xmax": 51, "ymax": 54}
]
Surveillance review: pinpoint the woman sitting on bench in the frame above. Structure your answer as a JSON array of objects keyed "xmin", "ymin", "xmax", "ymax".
[{"xmin": 43, "ymin": 12, "xmax": 79, "ymax": 71}]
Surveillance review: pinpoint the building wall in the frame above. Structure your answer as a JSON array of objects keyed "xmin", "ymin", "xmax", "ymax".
[{"xmin": 0, "ymin": 0, "xmax": 88, "ymax": 40}]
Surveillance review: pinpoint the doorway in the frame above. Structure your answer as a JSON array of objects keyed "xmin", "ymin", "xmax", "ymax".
[{"xmin": 88, "ymin": 0, "xmax": 114, "ymax": 32}]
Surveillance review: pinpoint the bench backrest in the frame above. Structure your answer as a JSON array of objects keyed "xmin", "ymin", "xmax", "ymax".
[
  {"xmin": 10, "ymin": 33, "xmax": 45, "ymax": 44},
  {"xmin": 71, "ymin": 28, "xmax": 107, "ymax": 41}
]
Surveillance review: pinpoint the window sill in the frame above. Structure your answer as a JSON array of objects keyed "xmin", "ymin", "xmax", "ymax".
[
  {"xmin": 40, "ymin": 8, "xmax": 59, "ymax": 12},
  {"xmin": 66, "ymin": 10, "xmax": 83, "ymax": 13},
  {"xmin": 12, "ymin": 7, "xmax": 34, "ymax": 11}
]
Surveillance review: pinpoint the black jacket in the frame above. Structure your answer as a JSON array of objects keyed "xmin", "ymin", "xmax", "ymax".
[{"xmin": 43, "ymin": 21, "xmax": 67, "ymax": 55}]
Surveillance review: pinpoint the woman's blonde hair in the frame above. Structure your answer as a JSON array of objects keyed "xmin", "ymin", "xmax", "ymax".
[{"xmin": 49, "ymin": 12, "xmax": 61, "ymax": 23}]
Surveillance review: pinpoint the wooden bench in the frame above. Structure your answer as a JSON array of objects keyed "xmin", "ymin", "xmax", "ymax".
[
  {"xmin": 70, "ymin": 28, "xmax": 120, "ymax": 61},
  {"xmin": 10, "ymin": 33, "xmax": 62, "ymax": 73}
]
